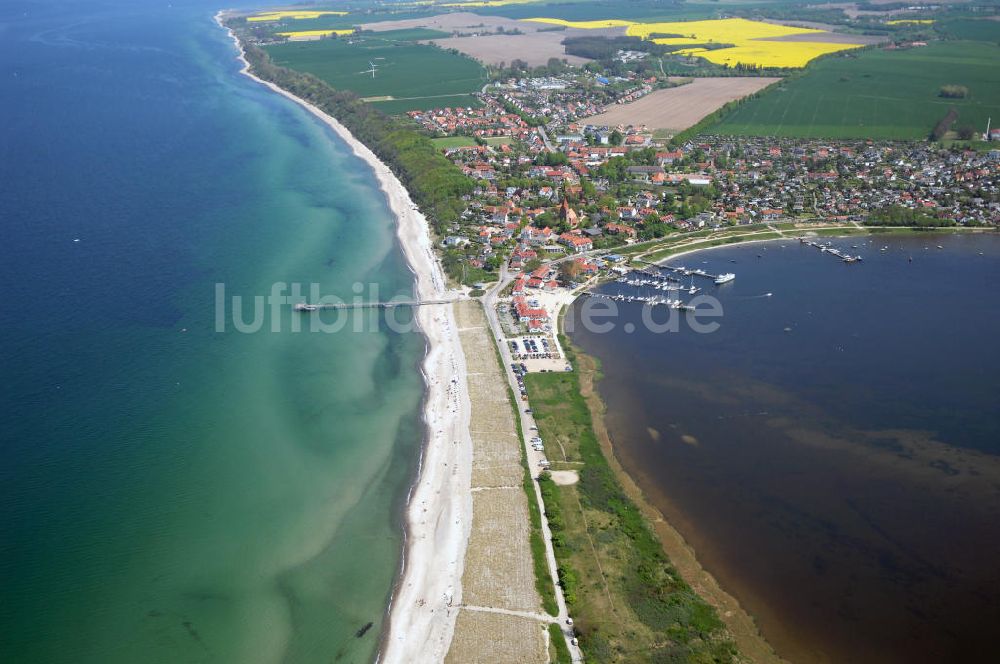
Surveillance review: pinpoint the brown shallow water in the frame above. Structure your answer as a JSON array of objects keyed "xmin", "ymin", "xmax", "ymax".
[{"xmin": 567, "ymin": 234, "xmax": 1000, "ymax": 663}]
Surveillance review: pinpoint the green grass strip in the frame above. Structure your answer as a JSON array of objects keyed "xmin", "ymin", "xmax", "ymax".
[{"xmin": 548, "ymin": 622, "xmax": 572, "ymax": 664}]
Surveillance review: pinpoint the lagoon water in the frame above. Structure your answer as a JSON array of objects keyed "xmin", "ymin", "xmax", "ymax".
[
  {"xmin": 1, "ymin": 1, "xmax": 425, "ymax": 662},
  {"xmin": 568, "ymin": 233, "xmax": 1000, "ymax": 663}
]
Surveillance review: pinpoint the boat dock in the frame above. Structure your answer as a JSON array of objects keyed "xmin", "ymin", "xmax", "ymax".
[
  {"xmin": 635, "ymin": 260, "xmax": 734, "ymax": 283},
  {"xmin": 615, "ymin": 274, "xmax": 685, "ymax": 291},
  {"xmin": 799, "ymin": 238, "xmax": 863, "ymax": 263},
  {"xmin": 583, "ymin": 292, "xmax": 695, "ymax": 311},
  {"xmin": 632, "ymin": 260, "xmax": 734, "ymax": 285},
  {"xmin": 659, "ymin": 264, "xmax": 723, "ymax": 281}
]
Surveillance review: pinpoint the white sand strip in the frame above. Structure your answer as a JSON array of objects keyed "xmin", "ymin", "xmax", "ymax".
[{"xmin": 216, "ymin": 13, "xmax": 473, "ymax": 663}]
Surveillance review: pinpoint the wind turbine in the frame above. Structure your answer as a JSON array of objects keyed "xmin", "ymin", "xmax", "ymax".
[{"xmin": 362, "ymin": 60, "xmax": 377, "ymax": 79}]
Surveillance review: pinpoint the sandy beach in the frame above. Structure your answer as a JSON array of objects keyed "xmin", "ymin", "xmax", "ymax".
[{"xmin": 216, "ymin": 13, "xmax": 474, "ymax": 663}]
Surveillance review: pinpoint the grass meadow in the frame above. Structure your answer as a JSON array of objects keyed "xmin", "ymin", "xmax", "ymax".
[{"xmin": 430, "ymin": 136, "xmax": 479, "ymax": 149}]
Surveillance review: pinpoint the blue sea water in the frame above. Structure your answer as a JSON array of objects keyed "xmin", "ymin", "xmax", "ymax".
[
  {"xmin": 569, "ymin": 233, "xmax": 1000, "ymax": 663},
  {"xmin": 1, "ymin": 1, "xmax": 425, "ymax": 662}
]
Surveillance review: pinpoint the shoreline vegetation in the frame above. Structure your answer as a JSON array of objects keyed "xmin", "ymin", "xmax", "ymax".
[{"xmin": 619, "ymin": 221, "xmax": 992, "ymax": 266}]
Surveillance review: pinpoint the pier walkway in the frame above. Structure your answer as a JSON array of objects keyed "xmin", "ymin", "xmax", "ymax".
[
  {"xmin": 294, "ymin": 297, "xmax": 463, "ymax": 312},
  {"xmin": 799, "ymin": 238, "xmax": 863, "ymax": 263},
  {"xmin": 636, "ymin": 260, "xmax": 722, "ymax": 281}
]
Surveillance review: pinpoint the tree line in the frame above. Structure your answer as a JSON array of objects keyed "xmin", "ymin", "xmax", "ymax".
[{"xmin": 866, "ymin": 205, "xmax": 957, "ymax": 227}]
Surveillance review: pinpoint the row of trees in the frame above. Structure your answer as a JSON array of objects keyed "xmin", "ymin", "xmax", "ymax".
[
  {"xmin": 930, "ymin": 107, "xmax": 959, "ymax": 141},
  {"xmin": 493, "ymin": 57, "xmax": 572, "ymax": 81}
]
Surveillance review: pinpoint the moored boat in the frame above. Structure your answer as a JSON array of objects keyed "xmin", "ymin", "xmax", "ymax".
[{"xmin": 714, "ymin": 273, "xmax": 736, "ymax": 284}]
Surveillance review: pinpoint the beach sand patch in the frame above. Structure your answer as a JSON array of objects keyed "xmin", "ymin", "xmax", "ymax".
[{"xmin": 549, "ymin": 470, "xmax": 579, "ymax": 486}]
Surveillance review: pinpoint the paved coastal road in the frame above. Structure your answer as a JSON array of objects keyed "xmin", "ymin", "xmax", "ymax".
[{"xmin": 483, "ymin": 266, "xmax": 583, "ymax": 662}]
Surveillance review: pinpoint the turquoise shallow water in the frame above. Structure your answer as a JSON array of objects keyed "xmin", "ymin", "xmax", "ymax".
[{"xmin": 0, "ymin": 2, "xmax": 424, "ymax": 662}]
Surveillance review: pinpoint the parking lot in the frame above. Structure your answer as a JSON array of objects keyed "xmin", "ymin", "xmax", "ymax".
[{"xmin": 508, "ymin": 336, "xmax": 571, "ymax": 374}]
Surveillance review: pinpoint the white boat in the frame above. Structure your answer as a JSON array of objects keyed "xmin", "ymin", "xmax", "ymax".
[{"xmin": 714, "ymin": 273, "xmax": 736, "ymax": 285}]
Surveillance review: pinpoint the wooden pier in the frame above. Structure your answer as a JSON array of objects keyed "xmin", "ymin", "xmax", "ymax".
[
  {"xmin": 635, "ymin": 260, "xmax": 721, "ymax": 280},
  {"xmin": 294, "ymin": 298, "xmax": 457, "ymax": 312},
  {"xmin": 583, "ymin": 292, "xmax": 695, "ymax": 311},
  {"xmin": 799, "ymin": 238, "xmax": 863, "ymax": 263}
]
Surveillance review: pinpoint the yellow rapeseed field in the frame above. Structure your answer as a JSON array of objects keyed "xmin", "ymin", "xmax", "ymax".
[
  {"xmin": 625, "ymin": 17, "xmax": 818, "ymax": 42},
  {"xmin": 525, "ymin": 16, "xmax": 863, "ymax": 68},
  {"xmin": 886, "ymin": 19, "xmax": 935, "ymax": 25},
  {"xmin": 277, "ymin": 29, "xmax": 355, "ymax": 39},
  {"xmin": 677, "ymin": 40, "xmax": 862, "ymax": 68},
  {"xmin": 248, "ymin": 10, "xmax": 348, "ymax": 22}
]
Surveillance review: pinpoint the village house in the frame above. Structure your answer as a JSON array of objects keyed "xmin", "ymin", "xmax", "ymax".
[
  {"xmin": 520, "ymin": 225, "xmax": 553, "ymax": 245},
  {"xmin": 512, "ymin": 295, "xmax": 549, "ymax": 323},
  {"xmin": 558, "ymin": 231, "xmax": 593, "ymax": 253},
  {"xmin": 656, "ymin": 150, "xmax": 683, "ymax": 166}
]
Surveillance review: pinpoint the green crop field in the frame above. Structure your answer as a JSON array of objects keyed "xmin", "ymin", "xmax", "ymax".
[
  {"xmin": 476, "ymin": 0, "xmax": 750, "ymax": 22},
  {"xmin": 368, "ymin": 28, "xmax": 453, "ymax": 42},
  {"xmin": 265, "ymin": 35, "xmax": 486, "ymax": 113},
  {"xmin": 711, "ymin": 41, "xmax": 1000, "ymax": 139}
]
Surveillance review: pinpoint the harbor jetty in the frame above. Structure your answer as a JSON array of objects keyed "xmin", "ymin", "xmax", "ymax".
[{"xmin": 636, "ymin": 260, "xmax": 735, "ymax": 285}]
